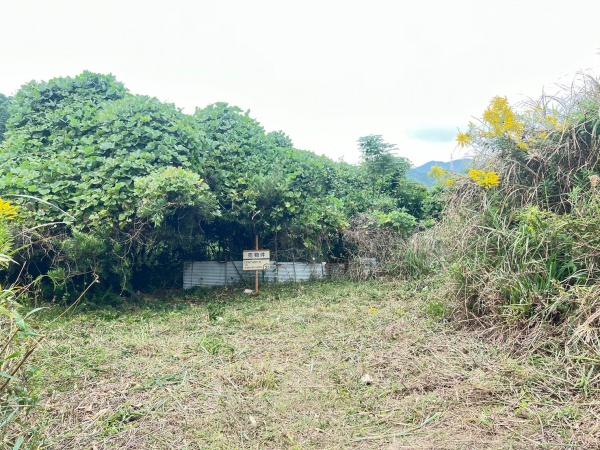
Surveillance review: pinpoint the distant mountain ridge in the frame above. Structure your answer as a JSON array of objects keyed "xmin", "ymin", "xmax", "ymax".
[{"xmin": 408, "ymin": 158, "xmax": 472, "ymax": 187}]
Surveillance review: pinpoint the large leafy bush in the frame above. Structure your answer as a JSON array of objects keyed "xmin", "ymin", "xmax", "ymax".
[
  {"xmin": 0, "ymin": 73, "xmax": 213, "ymax": 289},
  {"xmin": 0, "ymin": 71, "xmax": 435, "ymax": 294}
]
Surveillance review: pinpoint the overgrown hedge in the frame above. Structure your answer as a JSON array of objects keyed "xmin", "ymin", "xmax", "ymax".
[{"xmin": 0, "ymin": 72, "xmax": 435, "ymax": 296}]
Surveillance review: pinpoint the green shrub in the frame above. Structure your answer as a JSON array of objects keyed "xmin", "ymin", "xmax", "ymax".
[
  {"xmin": 373, "ymin": 210, "xmax": 417, "ymax": 237},
  {"xmin": 135, "ymin": 167, "xmax": 218, "ymax": 227}
]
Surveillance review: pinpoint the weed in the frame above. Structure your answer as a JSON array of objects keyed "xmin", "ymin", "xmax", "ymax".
[
  {"xmin": 424, "ymin": 299, "xmax": 450, "ymax": 321},
  {"xmin": 198, "ymin": 334, "xmax": 235, "ymax": 356},
  {"xmin": 103, "ymin": 404, "xmax": 145, "ymax": 435}
]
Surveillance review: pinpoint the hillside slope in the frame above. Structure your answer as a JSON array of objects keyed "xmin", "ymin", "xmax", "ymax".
[{"xmin": 408, "ymin": 158, "xmax": 472, "ymax": 187}]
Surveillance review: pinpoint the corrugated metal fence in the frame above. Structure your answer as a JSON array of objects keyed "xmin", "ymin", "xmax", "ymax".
[{"xmin": 183, "ymin": 261, "xmax": 330, "ymax": 289}]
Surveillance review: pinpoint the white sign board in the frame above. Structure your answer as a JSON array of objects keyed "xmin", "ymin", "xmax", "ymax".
[
  {"xmin": 243, "ymin": 259, "xmax": 270, "ymax": 271},
  {"xmin": 243, "ymin": 249, "xmax": 270, "ymax": 271},
  {"xmin": 243, "ymin": 250, "xmax": 270, "ymax": 260}
]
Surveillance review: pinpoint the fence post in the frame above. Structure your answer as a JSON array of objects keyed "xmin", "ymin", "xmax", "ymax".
[{"xmin": 255, "ymin": 235, "xmax": 259, "ymax": 294}]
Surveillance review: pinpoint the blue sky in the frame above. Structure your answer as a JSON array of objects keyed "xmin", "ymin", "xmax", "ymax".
[{"xmin": 1, "ymin": 0, "xmax": 600, "ymax": 165}]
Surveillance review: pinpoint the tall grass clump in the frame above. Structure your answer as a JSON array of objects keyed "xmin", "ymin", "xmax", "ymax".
[
  {"xmin": 0, "ymin": 199, "xmax": 43, "ymax": 448},
  {"xmin": 409, "ymin": 76, "xmax": 600, "ymax": 385}
]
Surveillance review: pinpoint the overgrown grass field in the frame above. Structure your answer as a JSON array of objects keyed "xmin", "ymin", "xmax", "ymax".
[{"xmin": 23, "ymin": 280, "xmax": 598, "ymax": 449}]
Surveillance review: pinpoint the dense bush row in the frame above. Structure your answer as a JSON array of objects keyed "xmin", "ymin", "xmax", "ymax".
[{"xmin": 0, "ymin": 72, "xmax": 439, "ymax": 296}]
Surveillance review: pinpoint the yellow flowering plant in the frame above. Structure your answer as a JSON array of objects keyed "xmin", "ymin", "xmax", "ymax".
[
  {"xmin": 429, "ymin": 166, "xmax": 447, "ymax": 179},
  {"xmin": 546, "ymin": 114, "xmax": 560, "ymax": 130},
  {"xmin": 481, "ymin": 97, "xmax": 528, "ymax": 150},
  {"xmin": 0, "ymin": 198, "xmax": 18, "ymax": 221},
  {"xmin": 456, "ymin": 131, "xmax": 472, "ymax": 148},
  {"xmin": 429, "ymin": 166, "xmax": 457, "ymax": 188},
  {"xmin": 468, "ymin": 169, "xmax": 500, "ymax": 189}
]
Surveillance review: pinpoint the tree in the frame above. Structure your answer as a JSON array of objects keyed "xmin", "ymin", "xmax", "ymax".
[
  {"xmin": 0, "ymin": 72, "xmax": 435, "ymax": 296},
  {"xmin": 358, "ymin": 134, "xmax": 396, "ymax": 163},
  {"xmin": 193, "ymin": 104, "xmax": 353, "ymax": 259},
  {"xmin": 358, "ymin": 135, "xmax": 410, "ymax": 178},
  {"xmin": 357, "ymin": 135, "xmax": 411, "ymax": 197}
]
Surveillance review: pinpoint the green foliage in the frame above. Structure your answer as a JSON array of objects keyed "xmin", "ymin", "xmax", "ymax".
[
  {"xmin": 0, "ymin": 218, "xmax": 12, "ymax": 261},
  {"xmin": 421, "ymin": 185, "xmax": 446, "ymax": 220},
  {"xmin": 373, "ymin": 209, "xmax": 417, "ymax": 237},
  {"xmin": 199, "ymin": 334, "xmax": 235, "ymax": 356},
  {"xmin": 290, "ymin": 196, "xmax": 348, "ymax": 256},
  {"xmin": 407, "ymin": 78, "xmax": 600, "ymax": 377},
  {"xmin": 59, "ymin": 231, "xmax": 113, "ymax": 284},
  {"xmin": 0, "ymin": 219, "xmax": 40, "ymax": 447},
  {"xmin": 401, "ymin": 245, "xmax": 435, "ymax": 278},
  {"xmin": 0, "ymin": 73, "xmax": 212, "ymax": 290},
  {"xmin": 0, "ymin": 75, "xmax": 204, "ymax": 227},
  {"xmin": 0, "ymin": 94, "xmax": 9, "ymax": 143},
  {"xmin": 192, "ymin": 105, "xmax": 420, "ymax": 260},
  {"xmin": 358, "ymin": 134, "xmax": 398, "ymax": 168},
  {"xmin": 356, "ymin": 135, "xmax": 432, "ymax": 220},
  {"xmin": 135, "ymin": 167, "xmax": 218, "ymax": 227},
  {"xmin": 194, "ymin": 102, "xmax": 273, "ymax": 191},
  {"xmin": 358, "ymin": 135, "xmax": 412, "ymax": 196},
  {"xmin": 425, "ymin": 298, "xmax": 450, "ymax": 321},
  {"xmin": 393, "ymin": 180, "xmax": 429, "ymax": 218},
  {"xmin": 451, "ymin": 205, "xmax": 583, "ymax": 321},
  {"xmin": 266, "ymin": 130, "xmax": 293, "ymax": 148},
  {"xmin": 0, "ymin": 72, "xmax": 434, "ymax": 296}
]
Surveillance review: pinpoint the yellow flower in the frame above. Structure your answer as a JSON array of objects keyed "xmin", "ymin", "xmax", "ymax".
[
  {"xmin": 444, "ymin": 178, "xmax": 457, "ymax": 187},
  {"xmin": 482, "ymin": 96, "xmax": 526, "ymax": 148},
  {"xmin": 468, "ymin": 169, "xmax": 500, "ymax": 189},
  {"xmin": 456, "ymin": 132, "xmax": 472, "ymax": 148},
  {"xmin": 0, "ymin": 198, "xmax": 18, "ymax": 221},
  {"xmin": 368, "ymin": 306, "xmax": 379, "ymax": 316},
  {"xmin": 546, "ymin": 115, "xmax": 558, "ymax": 128},
  {"xmin": 429, "ymin": 166, "xmax": 448, "ymax": 179},
  {"xmin": 516, "ymin": 141, "xmax": 529, "ymax": 151},
  {"xmin": 429, "ymin": 166, "xmax": 457, "ymax": 188}
]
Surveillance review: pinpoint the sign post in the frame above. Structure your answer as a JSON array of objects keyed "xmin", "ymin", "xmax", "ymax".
[
  {"xmin": 242, "ymin": 238, "xmax": 270, "ymax": 294},
  {"xmin": 255, "ymin": 235, "xmax": 259, "ymax": 294}
]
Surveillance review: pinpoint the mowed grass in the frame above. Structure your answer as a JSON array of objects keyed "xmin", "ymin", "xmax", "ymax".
[{"xmin": 25, "ymin": 279, "xmax": 599, "ymax": 449}]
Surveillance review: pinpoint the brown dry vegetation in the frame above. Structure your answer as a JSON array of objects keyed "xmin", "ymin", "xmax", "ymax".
[{"xmin": 20, "ymin": 279, "xmax": 599, "ymax": 449}]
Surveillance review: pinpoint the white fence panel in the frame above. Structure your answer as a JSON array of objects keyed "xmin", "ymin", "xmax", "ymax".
[
  {"xmin": 183, "ymin": 261, "xmax": 327, "ymax": 289},
  {"xmin": 273, "ymin": 262, "xmax": 326, "ymax": 282},
  {"xmin": 183, "ymin": 261, "xmax": 226, "ymax": 289}
]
